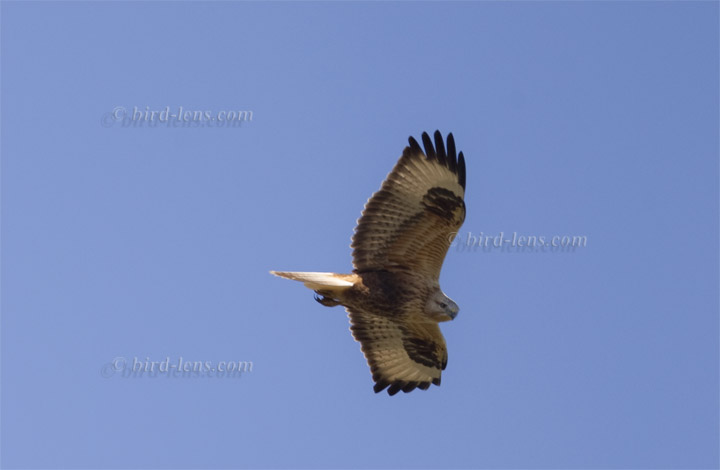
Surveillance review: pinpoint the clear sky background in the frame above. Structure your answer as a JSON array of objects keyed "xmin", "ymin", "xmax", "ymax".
[{"xmin": 1, "ymin": 2, "xmax": 718, "ymax": 469}]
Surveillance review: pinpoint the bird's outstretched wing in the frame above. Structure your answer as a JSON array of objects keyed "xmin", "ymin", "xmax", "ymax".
[
  {"xmin": 347, "ymin": 306, "xmax": 448, "ymax": 395},
  {"xmin": 351, "ymin": 131, "xmax": 466, "ymax": 280}
]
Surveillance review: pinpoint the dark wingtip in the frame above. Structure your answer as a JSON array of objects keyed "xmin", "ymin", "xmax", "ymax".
[
  {"xmin": 402, "ymin": 381, "xmax": 419, "ymax": 393},
  {"xmin": 408, "ymin": 136, "xmax": 422, "ymax": 154},
  {"xmin": 375, "ymin": 377, "xmax": 434, "ymax": 395},
  {"xmin": 408, "ymin": 131, "xmax": 465, "ymax": 191},
  {"xmin": 387, "ymin": 381, "xmax": 407, "ymax": 396},
  {"xmin": 447, "ymin": 133, "xmax": 457, "ymax": 163},
  {"xmin": 374, "ymin": 380, "xmax": 390, "ymax": 394},
  {"xmin": 421, "ymin": 132, "xmax": 436, "ymax": 161},
  {"xmin": 433, "ymin": 130, "xmax": 447, "ymax": 167},
  {"xmin": 444, "ymin": 132, "xmax": 457, "ymax": 173}
]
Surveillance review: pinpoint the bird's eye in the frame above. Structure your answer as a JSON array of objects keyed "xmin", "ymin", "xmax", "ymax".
[{"xmin": 439, "ymin": 302, "xmax": 447, "ymax": 309}]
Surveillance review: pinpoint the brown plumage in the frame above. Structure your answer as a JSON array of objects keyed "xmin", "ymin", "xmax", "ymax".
[{"xmin": 271, "ymin": 131, "xmax": 466, "ymax": 395}]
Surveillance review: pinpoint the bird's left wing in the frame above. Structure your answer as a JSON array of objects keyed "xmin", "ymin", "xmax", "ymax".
[{"xmin": 347, "ymin": 306, "xmax": 448, "ymax": 395}]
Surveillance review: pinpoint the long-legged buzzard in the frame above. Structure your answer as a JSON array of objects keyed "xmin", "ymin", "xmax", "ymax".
[{"xmin": 271, "ymin": 131, "xmax": 466, "ymax": 395}]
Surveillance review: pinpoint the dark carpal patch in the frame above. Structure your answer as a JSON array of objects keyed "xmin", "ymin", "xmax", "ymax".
[
  {"xmin": 422, "ymin": 187, "xmax": 466, "ymax": 223},
  {"xmin": 400, "ymin": 329, "xmax": 442, "ymax": 369}
]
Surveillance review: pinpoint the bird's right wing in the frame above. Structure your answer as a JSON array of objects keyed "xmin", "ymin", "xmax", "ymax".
[{"xmin": 351, "ymin": 131, "xmax": 466, "ymax": 281}]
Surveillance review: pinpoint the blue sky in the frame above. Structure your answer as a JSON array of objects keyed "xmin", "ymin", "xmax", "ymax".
[{"xmin": 1, "ymin": 1, "xmax": 718, "ymax": 468}]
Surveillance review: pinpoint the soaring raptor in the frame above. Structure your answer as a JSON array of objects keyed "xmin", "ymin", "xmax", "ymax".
[{"xmin": 271, "ymin": 131, "xmax": 466, "ymax": 395}]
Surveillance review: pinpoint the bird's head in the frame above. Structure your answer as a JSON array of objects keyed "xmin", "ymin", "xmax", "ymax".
[{"xmin": 426, "ymin": 290, "xmax": 459, "ymax": 322}]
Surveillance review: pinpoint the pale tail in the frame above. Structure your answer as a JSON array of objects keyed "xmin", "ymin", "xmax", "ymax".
[{"xmin": 269, "ymin": 271, "xmax": 356, "ymax": 292}]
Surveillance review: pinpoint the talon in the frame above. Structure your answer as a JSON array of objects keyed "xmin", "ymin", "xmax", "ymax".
[{"xmin": 314, "ymin": 292, "xmax": 341, "ymax": 307}]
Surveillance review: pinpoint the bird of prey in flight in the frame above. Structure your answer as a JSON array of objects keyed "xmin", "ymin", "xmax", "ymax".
[{"xmin": 271, "ymin": 131, "xmax": 466, "ymax": 395}]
